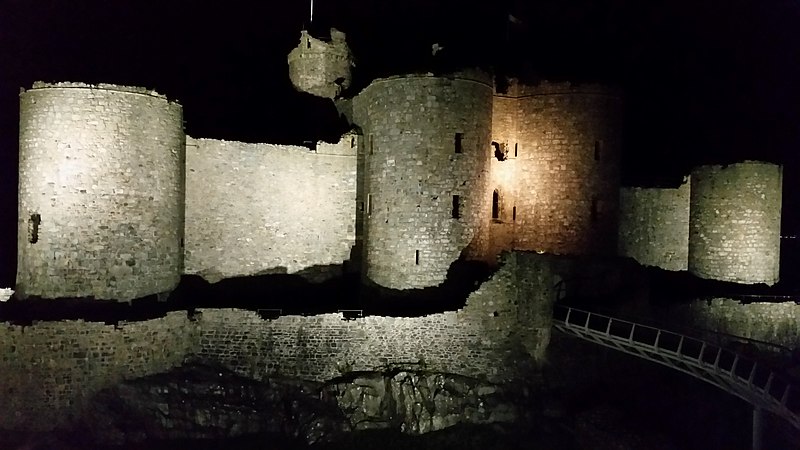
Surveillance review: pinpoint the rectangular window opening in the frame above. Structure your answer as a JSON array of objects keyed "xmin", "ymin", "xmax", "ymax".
[
  {"xmin": 415, "ymin": 250, "xmax": 420, "ymax": 265},
  {"xmin": 594, "ymin": 140, "xmax": 602, "ymax": 161},
  {"xmin": 454, "ymin": 132, "xmax": 464, "ymax": 154},
  {"xmin": 514, "ymin": 143, "xmax": 518, "ymax": 157},
  {"xmin": 28, "ymin": 213, "xmax": 41, "ymax": 244},
  {"xmin": 591, "ymin": 197, "xmax": 600, "ymax": 223},
  {"xmin": 366, "ymin": 194, "xmax": 372, "ymax": 217},
  {"xmin": 512, "ymin": 206, "xmax": 517, "ymax": 221},
  {"xmin": 452, "ymin": 195, "xmax": 461, "ymax": 219},
  {"xmin": 350, "ymin": 137, "xmax": 356, "ymax": 148},
  {"xmin": 369, "ymin": 135, "xmax": 374, "ymax": 155}
]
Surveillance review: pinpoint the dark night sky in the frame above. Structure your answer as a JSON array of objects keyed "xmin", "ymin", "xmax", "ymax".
[{"xmin": 1, "ymin": 0, "xmax": 799, "ymax": 287}]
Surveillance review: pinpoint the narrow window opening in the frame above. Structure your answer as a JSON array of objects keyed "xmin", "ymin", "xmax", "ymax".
[
  {"xmin": 514, "ymin": 143, "xmax": 518, "ymax": 157},
  {"xmin": 492, "ymin": 190, "xmax": 500, "ymax": 220},
  {"xmin": 306, "ymin": 38, "xmax": 311, "ymax": 49},
  {"xmin": 512, "ymin": 206, "xmax": 517, "ymax": 221},
  {"xmin": 452, "ymin": 195, "xmax": 461, "ymax": 219},
  {"xmin": 594, "ymin": 140, "xmax": 602, "ymax": 161},
  {"xmin": 359, "ymin": 201, "xmax": 364, "ymax": 212},
  {"xmin": 415, "ymin": 250, "xmax": 420, "ymax": 265},
  {"xmin": 369, "ymin": 135, "xmax": 374, "ymax": 155},
  {"xmin": 180, "ymin": 238, "xmax": 184, "ymax": 248},
  {"xmin": 492, "ymin": 141, "xmax": 507, "ymax": 161},
  {"xmin": 366, "ymin": 194, "xmax": 372, "ymax": 217},
  {"xmin": 591, "ymin": 197, "xmax": 600, "ymax": 223},
  {"xmin": 350, "ymin": 137, "xmax": 355, "ymax": 148},
  {"xmin": 454, "ymin": 133, "xmax": 464, "ymax": 154},
  {"xmin": 28, "ymin": 213, "xmax": 41, "ymax": 244}
]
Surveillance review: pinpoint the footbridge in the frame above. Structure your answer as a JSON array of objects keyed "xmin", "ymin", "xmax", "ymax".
[{"xmin": 552, "ymin": 304, "xmax": 800, "ymax": 448}]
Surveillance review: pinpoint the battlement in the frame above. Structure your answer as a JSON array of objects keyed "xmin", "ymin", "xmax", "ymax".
[
  {"xmin": 362, "ymin": 69, "xmax": 494, "ymax": 90},
  {"xmin": 26, "ymin": 81, "xmax": 175, "ymax": 102},
  {"xmin": 498, "ymin": 79, "xmax": 622, "ymax": 98}
]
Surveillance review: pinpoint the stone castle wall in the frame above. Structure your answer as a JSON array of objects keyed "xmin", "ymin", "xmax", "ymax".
[
  {"xmin": 184, "ymin": 135, "xmax": 358, "ymax": 282},
  {"xmin": 689, "ymin": 162, "xmax": 782, "ymax": 285},
  {"xmin": 198, "ymin": 252, "xmax": 555, "ymax": 383},
  {"xmin": 353, "ymin": 73, "xmax": 494, "ymax": 289},
  {"xmin": 0, "ymin": 312, "xmax": 199, "ymax": 430},
  {"xmin": 0, "ymin": 252, "xmax": 554, "ymax": 432},
  {"xmin": 488, "ymin": 82, "xmax": 622, "ymax": 258},
  {"xmin": 618, "ymin": 179, "xmax": 691, "ymax": 271},
  {"xmin": 16, "ymin": 83, "xmax": 185, "ymax": 301},
  {"xmin": 669, "ymin": 298, "xmax": 800, "ymax": 349}
]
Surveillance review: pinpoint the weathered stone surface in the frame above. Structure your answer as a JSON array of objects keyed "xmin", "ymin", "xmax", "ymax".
[
  {"xmin": 0, "ymin": 252, "xmax": 555, "ymax": 432},
  {"xmin": 287, "ymin": 29, "xmax": 353, "ymax": 99},
  {"xmin": 352, "ymin": 71, "xmax": 494, "ymax": 289},
  {"xmin": 487, "ymin": 81, "xmax": 623, "ymax": 258},
  {"xmin": 76, "ymin": 363, "xmax": 350, "ymax": 446},
  {"xmin": 0, "ymin": 311, "xmax": 200, "ymax": 430},
  {"xmin": 618, "ymin": 178, "xmax": 690, "ymax": 271},
  {"xmin": 184, "ymin": 134, "xmax": 358, "ymax": 282},
  {"xmin": 672, "ymin": 298, "xmax": 800, "ymax": 349},
  {"xmin": 0, "ymin": 288, "xmax": 12, "ymax": 301},
  {"xmin": 325, "ymin": 371, "xmax": 519, "ymax": 434},
  {"xmin": 16, "ymin": 82, "xmax": 185, "ymax": 301},
  {"xmin": 689, "ymin": 161, "xmax": 782, "ymax": 285},
  {"xmin": 198, "ymin": 252, "xmax": 555, "ymax": 383}
]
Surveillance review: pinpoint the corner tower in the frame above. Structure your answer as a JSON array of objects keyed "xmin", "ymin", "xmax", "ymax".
[
  {"xmin": 17, "ymin": 82, "xmax": 185, "ymax": 301},
  {"xmin": 287, "ymin": 28, "xmax": 353, "ymax": 99},
  {"xmin": 353, "ymin": 71, "xmax": 494, "ymax": 289},
  {"xmin": 689, "ymin": 161, "xmax": 782, "ymax": 285}
]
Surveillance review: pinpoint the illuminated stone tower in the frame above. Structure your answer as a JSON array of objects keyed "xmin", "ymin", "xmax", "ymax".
[
  {"xmin": 16, "ymin": 82, "xmax": 185, "ymax": 301},
  {"xmin": 353, "ymin": 72, "xmax": 494, "ymax": 289},
  {"xmin": 287, "ymin": 28, "xmax": 353, "ymax": 99},
  {"xmin": 488, "ymin": 81, "xmax": 623, "ymax": 257},
  {"xmin": 688, "ymin": 161, "xmax": 782, "ymax": 285}
]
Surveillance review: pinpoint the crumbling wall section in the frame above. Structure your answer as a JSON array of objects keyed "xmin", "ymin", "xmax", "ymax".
[
  {"xmin": 198, "ymin": 252, "xmax": 556, "ymax": 383},
  {"xmin": 0, "ymin": 312, "xmax": 199, "ymax": 431},
  {"xmin": 287, "ymin": 29, "xmax": 353, "ymax": 99}
]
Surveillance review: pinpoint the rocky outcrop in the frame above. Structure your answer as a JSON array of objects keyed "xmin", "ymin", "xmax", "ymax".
[
  {"xmin": 325, "ymin": 371, "xmax": 520, "ymax": 434},
  {"xmin": 75, "ymin": 364, "xmax": 524, "ymax": 446},
  {"xmin": 76, "ymin": 364, "xmax": 349, "ymax": 446}
]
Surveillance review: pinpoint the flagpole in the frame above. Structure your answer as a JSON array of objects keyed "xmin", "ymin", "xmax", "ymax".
[{"xmin": 310, "ymin": 0, "xmax": 314, "ymax": 22}]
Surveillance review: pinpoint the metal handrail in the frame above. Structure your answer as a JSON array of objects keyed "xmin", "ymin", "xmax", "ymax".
[{"xmin": 552, "ymin": 304, "xmax": 800, "ymax": 430}]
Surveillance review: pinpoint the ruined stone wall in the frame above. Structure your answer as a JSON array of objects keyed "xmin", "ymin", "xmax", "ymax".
[
  {"xmin": 287, "ymin": 29, "xmax": 353, "ymax": 99},
  {"xmin": 184, "ymin": 135, "xmax": 357, "ymax": 282},
  {"xmin": 689, "ymin": 162, "xmax": 782, "ymax": 285},
  {"xmin": 352, "ymin": 73, "xmax": 493, "ymax": 289},
  {"xmin": 17, "ymin": 82, "xmax": 185, "ymax": 301},
  {"xmin": 0, "ymin": 312, "xmax": 199, "ymax": 431},
  {"xmin": 198, "ymin": 252, "xmax": 555, "ymax": 383},
  {"xmin": 618, "ymin": 179, "xmax": 690, "ymax": 271},
  {"xmin": 0, "ymin": 253, "xmax": 555, "ymax": 432},
  {"xmin": 667, "ymin": 298, "xmax": 800, "ymax": 350},
  {"xmin": 492, "ymin": 82, "xmax": 622, "ymax": 257}
]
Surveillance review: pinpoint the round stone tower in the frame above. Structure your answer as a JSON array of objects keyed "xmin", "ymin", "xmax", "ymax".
[
  {"xmin": 287, "ymin": 28, "xmax": 353, "ymax": 99},
  {"xmin": 489, "ymin": 81, "xmax": 623, "ymax": 257},
  {"xmin": 17, "ymin": 82, "xmax": 185, "ymax": 301},
  {"xmin": 352, "ymin": 71, "xmax": 494, "ymax": 290},
  {"xmin": 688, "ymin": 161, "xmax": 782, "ymax": 285}
]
